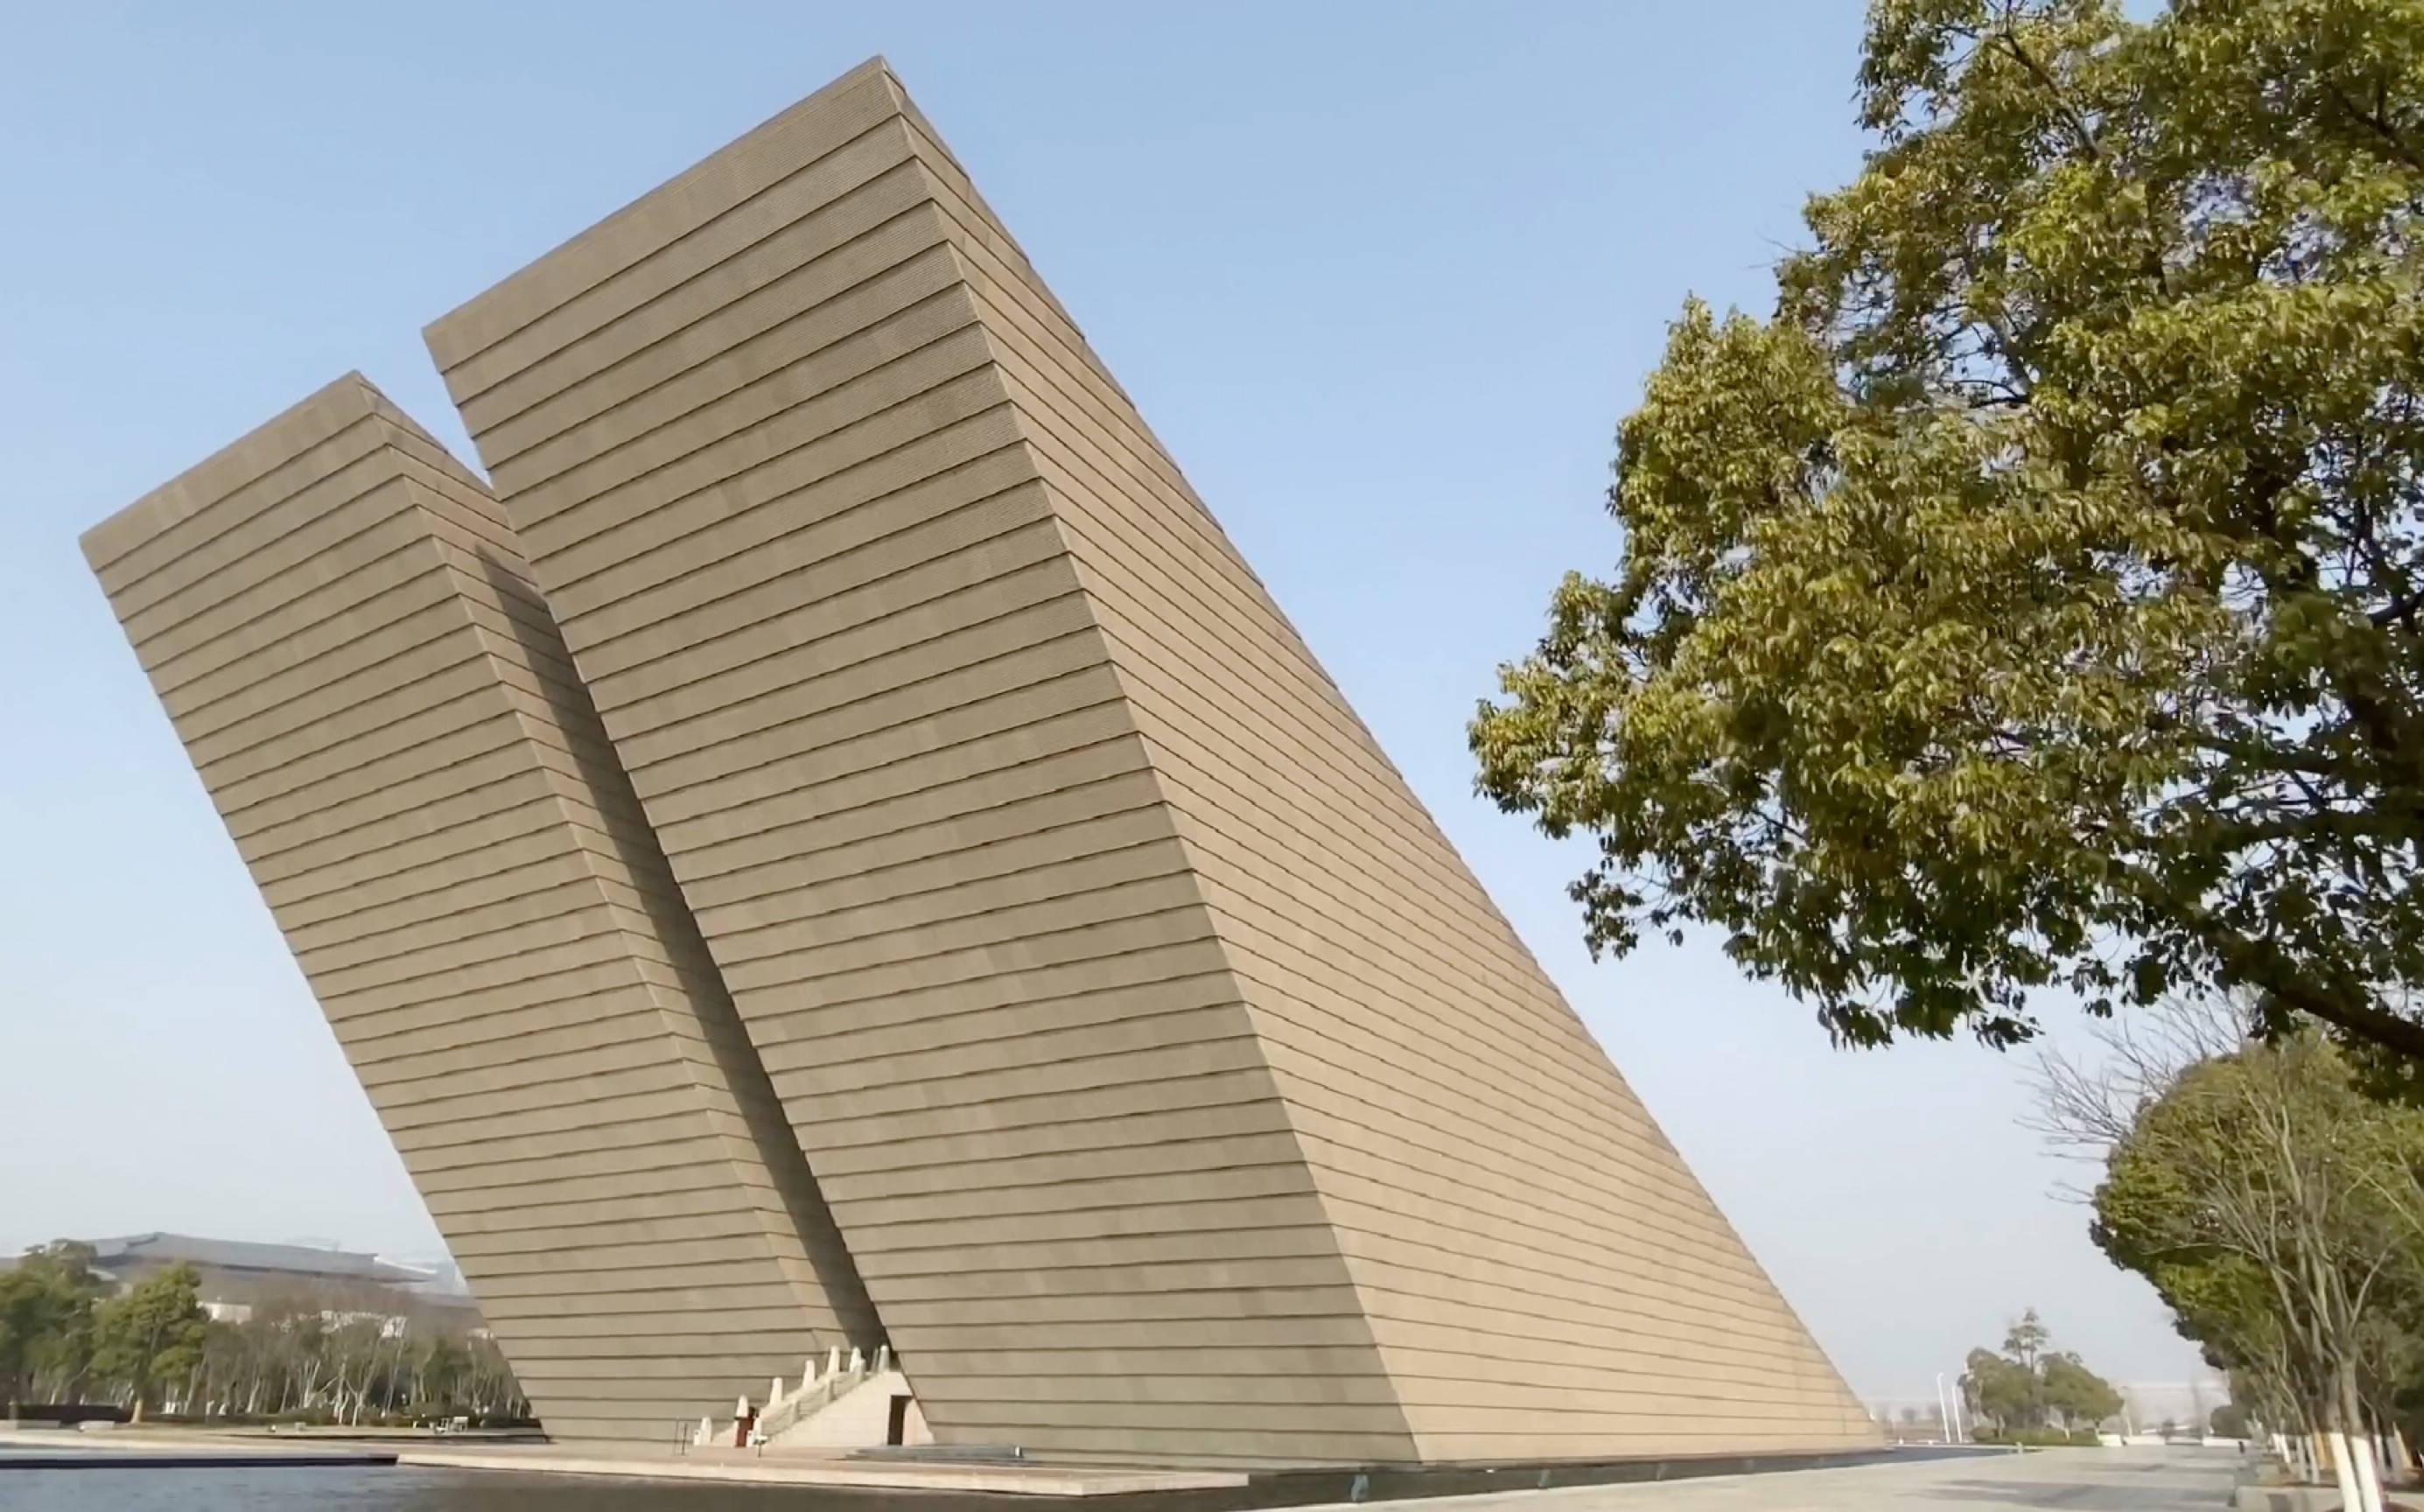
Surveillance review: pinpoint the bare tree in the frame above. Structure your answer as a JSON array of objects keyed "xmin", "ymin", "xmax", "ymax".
[
  {"xmin": 2024, "ymin": 995, "xmax": 2251, "ymax": 1162},
  {"xmin": 2028, "ymin": 1000, "xmax": 2413, "ymax": 1511}
]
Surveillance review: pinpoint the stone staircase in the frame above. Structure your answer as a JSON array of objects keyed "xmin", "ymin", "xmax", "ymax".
[
  {"xmin": 695, "ymin": 1345, "xmax": 879, "ymax": 1446},
  {"xmin": 760, "ymin": 1344, "xmax": 885, "ymax": 1443},
  {"xmin": 683, "ymin": 1344, "xmax": 926, "ymax": 1452},
  {"xmin": 768, "ymin": 1363, "xmax": 913, "ymax": 1449}
]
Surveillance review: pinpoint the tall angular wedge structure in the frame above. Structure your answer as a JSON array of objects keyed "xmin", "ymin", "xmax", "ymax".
[
  {"xmin": 423, "ymin": 59, "xmax": 1875, "ymax": 1465},
  {"xmin": 81, "ymin": 375, "xmax": 879, "ymax": 1443}
]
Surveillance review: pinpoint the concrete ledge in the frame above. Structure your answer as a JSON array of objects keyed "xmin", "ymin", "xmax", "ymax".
[
  {"xmin": 396, "ymin": 1446, "xmax": 1245, "ymax": 1495},
  {"xmin": 391, "ymin": 1442, "xmax": 1984, "ymax": 1503}
]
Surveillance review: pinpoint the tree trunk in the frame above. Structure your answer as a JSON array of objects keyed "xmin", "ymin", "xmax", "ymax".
[
  {"xmin": 2339, "ymin": 1364, "xmax": 2386, "ymax": 1512},
  {"xmin": 2356, "ymin": 1433, "xmax": 2387, "ymax": 1512},
  {"xmin": 2329, "ymin": 1431, "xmax": 2367, "ymax": 1512}
]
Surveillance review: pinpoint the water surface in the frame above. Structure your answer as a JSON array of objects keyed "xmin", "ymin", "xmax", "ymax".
[{"xmin": 0, "ymin": 1466, "xmax": 836, "ymax": 1510}]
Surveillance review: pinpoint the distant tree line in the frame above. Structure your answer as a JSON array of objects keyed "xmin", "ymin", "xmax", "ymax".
[
  {"xmin": 1960, "ymin": 1310, "xmax": 2125, "ymax": 1446},
  {"xmin": 0, "ymin": 1242, "xmax": 527, "ymax": 1424}
]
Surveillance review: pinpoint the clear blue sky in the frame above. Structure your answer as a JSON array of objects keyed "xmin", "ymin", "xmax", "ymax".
[{"xmin": 0, "ymin": 1, "xmax": 2208, "ymax": 1405}]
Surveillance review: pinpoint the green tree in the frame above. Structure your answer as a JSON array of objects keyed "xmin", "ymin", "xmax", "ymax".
[
  {"xmin": 2053, "ymin": 1021, "xmax": 2424, "ymax": 1505},
  {"xmin": 0, "ymin": 1260, "xmax": 531, "ymax": 1425},
  {"xmin": 1470, "ymin": 0, "xmax": 2424, "ymax": 1075},
  {"xmin": 1959, "ymin": 1308, "xmax": 2123, "ymax": 1433},
  {"xmin": 0, "ymin": 1243, "xmax": 102, "ymax": 1410},
  {"xmin": 415, "ymin": 1333, "xmax": 467, "ymax": 1412},
  {"xmin": 2005, "ymin": 1311, "xmax": 2050, "ymax": 1374},
  {"xmin": 2042, "ymin": 1353, "xmax": 2126, "ymax": 1429},
  {"xmin": 1965, "ymin": 1344, "xmax": 2043, "ymax": 1431},
  {"xmin": 91, "ymin": 1264, "xmax": 209, "ymax": 1421}
]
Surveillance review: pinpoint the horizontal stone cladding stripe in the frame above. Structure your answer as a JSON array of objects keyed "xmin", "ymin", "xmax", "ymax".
[
  {"xmin": 895, "ymin": 74, "xmax": 1879, "ymax": 1460},
  {"xmin": 81, "ymin": 374, "xmax": 880, "ymax": 1443},
  {"xmin": 427, "ymin": 65, "xmax": 1420, "ymax": 1467}
]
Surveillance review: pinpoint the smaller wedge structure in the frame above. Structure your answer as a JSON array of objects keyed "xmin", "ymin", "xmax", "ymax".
[{"xmin": 81, "ymin": 374, "xmax": 879, "ymax": 1442}]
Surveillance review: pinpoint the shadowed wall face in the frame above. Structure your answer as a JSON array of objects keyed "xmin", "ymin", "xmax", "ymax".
[
  {"xmin": 81, "ymin": 374, "xmax": 879, "ymax": 1444},
  {"xmin": 424, "ymin": 60, "xmax": 1880, "ymax": 1466}
]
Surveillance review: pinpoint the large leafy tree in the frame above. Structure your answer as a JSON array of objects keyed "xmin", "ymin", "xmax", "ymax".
[
  {"xmin": 2042, "ymin": 1351, "xmax": 2128, "ymax": 1427},
  {"xmin": 90, "ymin": 1264, "xmax": 208, "ymax": 1420},
  {"xmin": 0, "ymin": 1243, "xmax": 102, "ymax": 1410},
  {"xmin": 1965, "ymin": 1343, "xmax": 2043, "ymax": 1429},
  {"xmin": 1471, "ymin": 0, "xmax": 2424, "ymax": 1071}
]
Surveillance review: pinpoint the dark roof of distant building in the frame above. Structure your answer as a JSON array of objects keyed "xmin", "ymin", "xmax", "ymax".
[{"xmin": 84, "ymin": 1233, "xmax": 431, "ymax": 1287}]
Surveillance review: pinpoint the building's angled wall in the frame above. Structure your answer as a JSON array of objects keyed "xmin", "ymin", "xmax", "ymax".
[
  {"xmin": 885, "ymin": 106, "xmax": 1880, "ymax": 1461},
  {"xmin": 423, "ymin": 62, "xmax": 1414, "ymax": 1467},
  {"xmin": 81, "ymin": 374, "xmax": 878, "ymax": 1442},
  {"xmin": 423, "ymin": 59, "xmax": 1875, "ymax": 1466}
]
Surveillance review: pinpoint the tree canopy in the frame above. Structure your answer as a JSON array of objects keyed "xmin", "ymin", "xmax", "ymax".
[
  {"xmin": 0, "ymin": 1243, "xmax": 102, "ymax": 1410},
  {"xmin": 1470, "ymin": 0, "xmax": 2424, "ymax": 1072},
  {"xmin": 2086, "ymin": 1030, "xmax": 2424, "ymax": 1443},
  {"xmin": 89, "ymin": 1264, "xmax": 208, "ymax": 1421},
  {"xmin": 1961, "ymin": 1308, "xmax": 2126, "ymax": 1433},
  {"xmin": 2031, "ymin": 1001, "xmax": 2424, "ymax": 1502}
]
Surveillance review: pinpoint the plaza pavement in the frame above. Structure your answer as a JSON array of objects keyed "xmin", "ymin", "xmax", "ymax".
[{"xmin": 1297, "ymin": 1446, "xmax": 2245, "ymax": 1512}]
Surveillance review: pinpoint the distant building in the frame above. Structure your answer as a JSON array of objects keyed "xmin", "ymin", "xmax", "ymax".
[
  {"xmin": 10, "ymin": 1234, "xmax": 487, "ymax": 1335},
  {"xmin": 386, "ymin": 1256, "xmax": 472, "ymax": 1297},
  {"xmin": 87, "ymin": 1232, "xmax": 430, "ymax": 1294}
]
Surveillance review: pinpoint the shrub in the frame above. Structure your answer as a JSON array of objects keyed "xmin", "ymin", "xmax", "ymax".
[{"xmin": 1972, "ymin": 1427, "xmax": 2102, "ymax": 1447}]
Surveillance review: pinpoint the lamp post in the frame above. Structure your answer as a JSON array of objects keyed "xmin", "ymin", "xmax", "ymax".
[{"xmin": 1937, "ymin": 1374, "xmax": 1954, "ymax": 1445}]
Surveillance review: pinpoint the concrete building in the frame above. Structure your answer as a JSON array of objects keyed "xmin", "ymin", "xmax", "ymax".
[
  {"xmin": 80, "ymin": 1233, "xmax": 431, "ymax": 1296},
  {"xmin": 88, "ymin": 59, "xmax": 1876, "ymax": 1467}
]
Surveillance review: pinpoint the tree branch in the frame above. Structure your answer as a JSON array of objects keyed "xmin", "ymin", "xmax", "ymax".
[
  {"xmin": 2326, "ymin": 80, "xmax": 2424, "ymax": 174},
  {"xmin": 2223, "ymin": 939, "xmax": 2424, "ymax": 1064}
]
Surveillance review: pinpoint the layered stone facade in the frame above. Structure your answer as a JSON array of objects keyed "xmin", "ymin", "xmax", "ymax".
[{"xmin": 88, "ymin": 59, "xmax": 1876, "ymax": 1466}]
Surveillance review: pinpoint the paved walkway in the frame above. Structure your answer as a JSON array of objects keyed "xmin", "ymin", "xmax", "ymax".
[
  {"xmin": 1299, "ymin": 1447, "xmax": 2244, "ymax": 1512},
  {"xmin": 2, "ymin": 1431, "xmax": 2248, "ymax": 1506}
]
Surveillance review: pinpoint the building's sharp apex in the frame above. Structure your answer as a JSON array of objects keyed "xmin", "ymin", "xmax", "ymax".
[
  {"xmin": 422, "ymin": 54, "xmax": 912, "ymax": 377},
  {"xmin": 79, "ymin": 373, "xmax": 379, "ymax": 571}
]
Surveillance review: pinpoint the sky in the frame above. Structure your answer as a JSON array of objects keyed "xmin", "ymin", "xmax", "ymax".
[{"xmin": 0, "ymin": 1, "xmax": 2212, "ymax": 1406}]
